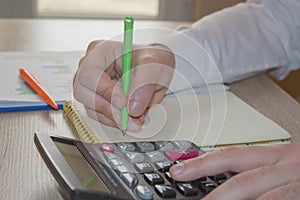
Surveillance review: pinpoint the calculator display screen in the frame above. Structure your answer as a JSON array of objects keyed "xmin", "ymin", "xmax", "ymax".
[{"xmin": 54, "ymin": 141, "xmax": 110, "ymax": 193}]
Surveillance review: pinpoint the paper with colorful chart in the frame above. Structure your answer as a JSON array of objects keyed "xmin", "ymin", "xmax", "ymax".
[{"xmin": 0, "ymin": 51, "xmax": 83, "ymax": 102}]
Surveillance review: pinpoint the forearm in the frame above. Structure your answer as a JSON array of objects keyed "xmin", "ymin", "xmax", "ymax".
[{"xmin": 160, "ymin": 0, "xmax": 299, "ymax": 92}]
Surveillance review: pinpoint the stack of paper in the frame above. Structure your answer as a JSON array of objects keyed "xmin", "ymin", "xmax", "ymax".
[{"xmin": 0, "ymin": 51, "xmax": 83, "ymax": 112}]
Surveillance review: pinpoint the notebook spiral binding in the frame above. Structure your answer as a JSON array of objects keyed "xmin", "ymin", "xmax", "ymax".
[{"xmin": 63, "ymin": 101, "xmax": 100, "ymax": 144}]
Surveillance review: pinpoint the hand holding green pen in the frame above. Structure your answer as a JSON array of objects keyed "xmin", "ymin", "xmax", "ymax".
[
  {"xmin": 73, "ymin": 22, "xmax": 175, "ymax": 133},
  {"xmin": 121, "ymin": 16, "xmax": 134, "ymax": 135}
]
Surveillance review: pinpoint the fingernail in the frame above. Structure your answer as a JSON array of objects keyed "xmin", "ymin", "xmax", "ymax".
[
  {"xmin": 112, "ymin": 95, "xmax": 124, "ymax": 109},
  {"xmin": 171, "ymin": 162, "xmax": 185, "ymax": 176},
  {"xmin": 129, "ymin": 100, "xmax": 145, "ymax": 116}
]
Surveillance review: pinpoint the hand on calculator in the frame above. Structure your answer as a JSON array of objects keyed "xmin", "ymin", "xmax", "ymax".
[{"xmin": 170, "ymin": 143, "xmax": 300, "ymax": 200}]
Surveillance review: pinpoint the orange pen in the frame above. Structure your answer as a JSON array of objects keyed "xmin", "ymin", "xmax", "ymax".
[{"xmin": 19, "ymin": 68, "xmax": 58, "ymax": 110}]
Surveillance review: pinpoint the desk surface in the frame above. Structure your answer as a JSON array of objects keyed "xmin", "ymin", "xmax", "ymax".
[{"xmin": 0, "ymin": 19, "xmax": 300, "ymax": 200}]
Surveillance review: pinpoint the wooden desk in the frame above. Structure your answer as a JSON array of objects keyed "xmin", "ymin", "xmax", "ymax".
[{"xmin": 0, "ymin": 19, "xmax": 300, "ymax": 200}]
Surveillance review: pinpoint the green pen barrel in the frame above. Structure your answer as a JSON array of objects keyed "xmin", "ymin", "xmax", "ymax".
[
  {"xmin": 122, "ymin": 16, "xmax": 134, "ymax": 95},
  {"xmin": 122, "ymin": 16, "xmax": 134, "ymax": 132}
]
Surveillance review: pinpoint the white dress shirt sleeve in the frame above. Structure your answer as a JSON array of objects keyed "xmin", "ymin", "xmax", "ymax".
[{"xmin": 160, "ymin": 0, "xmax": 300, "ymax": 92}]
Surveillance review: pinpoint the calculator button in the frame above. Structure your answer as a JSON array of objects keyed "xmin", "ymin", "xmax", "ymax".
[
  {"xmin": 124, "ymin": 152, "xmax": 144, "ymax": 163},
  {"xmin": 194, "ymin": 176, "xmax": 207, "ymax": 182},
  {"xmin": 154, "ymin": 185, "xmax": 176, "ymax": 198},
  {"xmin": 176, "ymin": 183, "xmax": 198, "ymax": 197},
  {"xmin": 117, "ymin": 142, "xmax": 136, "ymax": 152},
  {"xmin": 136, "ymin": 185, "xmax": 153, "ymax": 200},
  {"xmin": 209, "ymin": 174, "xmax": 228, "ymax": 185},
  {"xmin": 172, "ymin": 141, "xmax": 193, "ymax": 150},
  {"xmin": 99, "ymin": 143, "xmax": 114, "ymax": 153},
  {"xmin": 134, "ymin": 162, "xmax": 154, "ymax": 173},
  {"xmin": 155, "ymin": 161, "xmax": 172, "ymax": 173},
  {"xmin": 145, "ymin": 151, "xmax": 165, "ymax": 162},
  {"xmin": 165, "ymin": 171, "xmax": 175, "ymax": 183},
  {"xmin": 217, "ymin": 179, "xmax": 227, "ymax": 185},
  {"xmin": 172, "ymin": 160, "xmax": 182, "ymax": 165},
  {"xmin": 109, "ymin": 158, "xmax": 123, "ymax": 169},
  {"xmin": 154, "ymin": 141, "xmax": 174, "ymax": 151},
  {"xmin": 103, "ymin": 152, "xmax": 117, "ymax": 162},
  {"xmin": 144, "ymin": 173, "xmax": 164, "ymax": 185},
  {"xmin": 136, "ymin": 142, "xmax": 155, "ymax": 153},
  {"xmin": 164, "ymin": 150, "xmax": 200, "ymax": 161},
  {"xmin": 121, "ymin": 173, "xmax": 138, "ymax": 188},
  {"xmin": 198, "ymin": 181, "xmax": 217, "ymax": 194},
  {"xmin": 209, "ymin": 174, "xmax": 227, "ymax": 182},
  {"xmin": 115, "ymin": 165, "xmax": 128, "ymax": 176}
]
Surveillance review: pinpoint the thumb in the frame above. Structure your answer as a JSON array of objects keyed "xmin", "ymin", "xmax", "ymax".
[
  {"xmin": 129, "ymin": 84, "xmax": 156, "ymax": 117},
  {"xmin": 128, "ymin": 63, "xmax": 159, "ymax": 117},
  {"xmin": 128, "ymin": 65, "xmax": 156, "ymax": 117}
]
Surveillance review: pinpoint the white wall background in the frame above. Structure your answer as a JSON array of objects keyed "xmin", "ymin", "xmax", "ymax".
[{"xmin": 0, "ymin": 0, "xmax": 194, "ymax": 21}]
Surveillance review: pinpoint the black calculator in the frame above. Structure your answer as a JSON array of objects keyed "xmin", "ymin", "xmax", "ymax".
[{"xmin": 34, "ymin": 133, "xmax": 231, "ymax": 200}]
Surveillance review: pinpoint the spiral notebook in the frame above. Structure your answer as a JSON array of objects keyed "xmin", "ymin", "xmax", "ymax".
[{"xmin": 63, "ymin": 91, "xmax": 291, "ymax": 151}]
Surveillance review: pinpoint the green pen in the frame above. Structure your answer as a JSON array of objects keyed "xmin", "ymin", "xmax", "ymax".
[{"xmin": 121, "ymin": 16, "xmax": 134, "ymax": 135}]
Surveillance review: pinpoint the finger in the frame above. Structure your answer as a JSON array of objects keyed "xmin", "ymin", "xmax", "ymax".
[
  {"xmin": 75, "ymin": 75, "xmax": 143, "ymax": 132},
  {"xmin": 128, "ymin": 83, "xmax": 156, "ymax": 117},
  {"xmin": 76, "ymin": 40, "xmax": 102, "ymax": 72},
  {"xmin": 85, "ymin": 40, "xmax": 102, "ymax": 55},
  {"xmin": 147, "ymin": 87, "xmax": 168, "ymax": 106},
  {"xmin": 85, "ymin": 106, "xmax": 118, "ymax": 128},
  {"xmin": 170, "ymin": 145, "xmax": 282, "ymax": 181},
  {"xmin": 129, "ymin": 87, "xmax": 166, "ymax": 122},
  {"xmin": 77, "ymin": 41, "xmax": 126, "ymax": 109},
  {"xmin": 203, "ymin": 159, "xmax": 300, "ymax": 200},
  {"xmin": 138, "ymin": 114, "xmax": 146, "ymax": 124},
  {"xmin": 74, "ymin": 77, "xmax": 116, "ymax": 121},
  {"xmin": 75, "ymin": 40, "xmax": 105, "ymax": 82},
  {"xmin": 85, "ymin": 107, "xmax": 142, "ymax": 132},
  {"xmin": 76, "ymin": 65, "xmax": 126, "ymax": 109},
  {"xmin": 257, "ymin": 181, "xmax": 300, "ymax": 200},
  {"xmin": 73, "ymin": 55, "xmax": 87, "ymax": 86},
  {"xmin": 78, "ymin": 56, "xmax": 86, "ymax": 68},
  {"xmin": 128, "ymin": 63, "xmax": 169, "ymax": 117}
]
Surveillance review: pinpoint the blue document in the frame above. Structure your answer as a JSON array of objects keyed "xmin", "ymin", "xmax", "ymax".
[{"xmin": 0, "ymin": 100, "xmax": 65, "ymax": 112}]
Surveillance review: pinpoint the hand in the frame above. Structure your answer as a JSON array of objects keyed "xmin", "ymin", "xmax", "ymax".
[
  {"xmin": 73, "ymin": 40, "xmax": 175, "ymax": 132},
  {"xmin": 170, "ymin": 143, "xmax": 300, "ymax": 200}
]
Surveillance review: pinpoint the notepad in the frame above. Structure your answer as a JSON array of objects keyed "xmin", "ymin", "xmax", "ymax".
[{"xmin": 63, "ymin": 90, "xmax": 291, "ymax": 151}]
